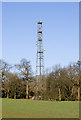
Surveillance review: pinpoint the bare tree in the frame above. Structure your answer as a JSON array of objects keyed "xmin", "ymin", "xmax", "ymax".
[
  {"xmin": 15, "ymin": 58, "xmax": 32, "ymax": 99},
  {"xmin": 1, "ymin": 60, "xmax": 11, "ymax": 98}
]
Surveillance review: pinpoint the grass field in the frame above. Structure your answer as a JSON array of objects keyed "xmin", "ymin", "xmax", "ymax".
[{"xmin": 1, "ymin": 99, "xmax": 79, "ymax": 118}]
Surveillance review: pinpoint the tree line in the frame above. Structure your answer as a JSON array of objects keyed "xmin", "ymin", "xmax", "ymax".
[{"xmin": 0, "ymin": 59, "xmax": 81, "ymax": 101}]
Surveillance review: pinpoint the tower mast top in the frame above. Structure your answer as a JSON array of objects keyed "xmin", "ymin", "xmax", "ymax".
[{"xmin": 38, "ymin": 21, "xmax": 42, "ymax": 24}]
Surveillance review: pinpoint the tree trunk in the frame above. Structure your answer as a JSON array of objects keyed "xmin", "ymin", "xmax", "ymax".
[
  {"xmin": 71, "ymin": 85, "xmax": 74, "ymax": 96},
  {"xmin": 14, "ymin": 92, "xmax": 16, "ymax": 99},
  {"xmin": 7, "ymin": 89, "xmax": 9, "ymax": 98},
  {"xmin": 77, "ymin": 86, "xmax": 80, "ymax": 101},
  {"xmin": 26, "ymin": 80, "xmax": 29, "ymax": 99},
  {"xmin": 77, "ymin": 76, "xmax": 80, "ymax": 101},
  {"xmin": 77, "ymin": 62, "xmax": 80, "ymax": 101},
  {"xmin": 59, "ymin": 88, "xmax": 61, "ymax": 101}
]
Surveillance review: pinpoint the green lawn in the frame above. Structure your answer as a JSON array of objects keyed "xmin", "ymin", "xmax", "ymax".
[{"xmin": 1, "ymin": 99, "xmax": 79, "ymax": 118}]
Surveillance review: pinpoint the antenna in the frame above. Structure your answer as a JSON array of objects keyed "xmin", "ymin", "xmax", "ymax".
[{"xmin": 36, "ymin": 21, "xmax": 45, "ymax": 94}]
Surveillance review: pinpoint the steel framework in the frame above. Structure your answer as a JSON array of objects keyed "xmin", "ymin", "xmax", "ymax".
[{"xmin": 36, "ymin": 21, "xmax": 45, "ymax": 82}]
